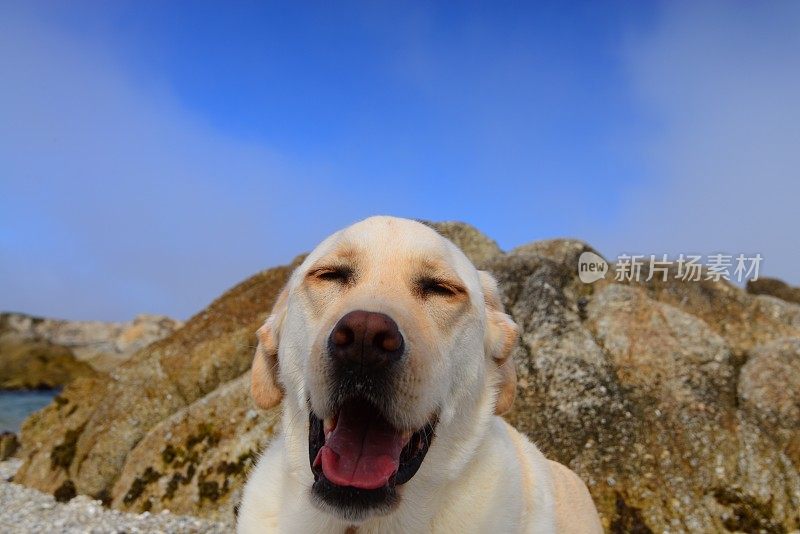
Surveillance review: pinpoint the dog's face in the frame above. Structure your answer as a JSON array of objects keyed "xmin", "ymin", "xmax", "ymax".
[{"xmin": 251, "ymin": 216, "xmax": 518, "ymax": 522}]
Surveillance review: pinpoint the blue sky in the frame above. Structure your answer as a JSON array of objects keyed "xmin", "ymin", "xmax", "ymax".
[{"xmin": 1, "ymin": 1, "xmax": 798, "ymax": 321}]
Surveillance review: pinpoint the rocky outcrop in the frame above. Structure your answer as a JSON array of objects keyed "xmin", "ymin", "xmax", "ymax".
[
  {"xmin": 747, "ymin": 277, "xmax": 800, "ymax": 305},
  {"xmin": 0, "ymin": 313, "xmax": 181, "ymax": 372},
  {"xmin": 13, "ymin": 259, "xmax": 300, "ymax": 507},
  {"xmin": 738, "ymin": 338, "xmax": 800, "ymax": 468},
  {"xmin": 110, "ymin": 373, "xmax": 280, "ymax": 520},
  {"xmin": 510, "ymin": 237, "xmax": 595, "ymax": 266},
  {"xmin": 427, "ymin": 221, "xmax": 504, "ymax": 264},
  {"xmin": 0, "ymin": 337, "xmax": 97, "ymax": 389},
  {"xmin": 13, "ymin": 223, "xmax": 800, "ymax": 531},
  {"xmin": 487, "ymin": 248, "xmax": 800, "ymax": 532}
]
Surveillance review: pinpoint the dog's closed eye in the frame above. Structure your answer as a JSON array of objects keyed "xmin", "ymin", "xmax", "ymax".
[
  {"xmin": 309, "ymin": 266, "xmax": 354, "ymax": 284},
  {"xmin": 416, "ymin": 277, "xmax": 465, "ymax": 298}
]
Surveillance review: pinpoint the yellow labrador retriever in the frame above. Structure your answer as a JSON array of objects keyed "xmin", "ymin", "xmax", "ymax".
[{"xmin": 238, "ymin": 216, "xmax": 602, "ymax": 533}]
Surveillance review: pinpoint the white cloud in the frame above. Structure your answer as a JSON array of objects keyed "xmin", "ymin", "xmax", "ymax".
[
  {"xmin": 0, "ymin": 6, "xmax": 347, "ymax": 320},
  {"xmin": 591, "ymin": 1, "xmax": 800, "ymax": 285}
]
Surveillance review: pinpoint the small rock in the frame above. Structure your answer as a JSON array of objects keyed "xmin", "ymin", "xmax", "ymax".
[{"xmin": 0, "ymin": 433, "xmax": 19, "ymax": 461}]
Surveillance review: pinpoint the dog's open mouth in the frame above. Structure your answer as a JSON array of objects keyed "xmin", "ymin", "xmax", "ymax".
[{"xmin": 308, "ymin": 397, "xmax": 436, "ymax": 517}]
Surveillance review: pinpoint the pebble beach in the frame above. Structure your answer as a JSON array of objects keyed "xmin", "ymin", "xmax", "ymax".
[{"xmin": 0, "ymin": 460, "xmax": 232, "ymax": 534}]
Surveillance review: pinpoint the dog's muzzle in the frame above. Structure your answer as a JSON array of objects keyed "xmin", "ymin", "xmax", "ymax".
[{"xmin": 308, "ymin": 310, "xmax": 437, "ymax": 520}]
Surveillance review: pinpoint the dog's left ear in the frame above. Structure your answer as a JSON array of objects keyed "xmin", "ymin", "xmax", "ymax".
[
  {"xmin": 251, "ymin": 285, "xmax": 289, "ymax": 409},
  {"xmin": 478, "ymin": 271, "xmax": 520, "ymax": 415}
]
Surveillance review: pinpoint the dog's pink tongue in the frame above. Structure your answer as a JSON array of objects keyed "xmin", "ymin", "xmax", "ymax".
[{"xmin": 315, "ymin": 404, "xmax": 406, "ymax": 490}]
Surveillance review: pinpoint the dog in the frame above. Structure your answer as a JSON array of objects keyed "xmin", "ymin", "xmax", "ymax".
[{"xmin": 238, "ymin": 216, "xmax": 602, "ymax": 533}]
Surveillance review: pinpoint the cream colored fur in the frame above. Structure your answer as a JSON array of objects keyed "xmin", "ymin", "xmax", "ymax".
[{"xmin": 238, "ymin": 216, "xmax": 602, "ymax": 533}]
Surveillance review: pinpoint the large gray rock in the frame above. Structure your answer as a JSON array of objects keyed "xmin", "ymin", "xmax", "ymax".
[
  {"xmin": 486, "ymin": 246, "xmax": 800, "ymax": 532},
  {"xmin": 14, "ymin": 260, "xmax": 298, "ymax": 501},
  {"xmin": 111, "ymin": 373, "xmax": 280, "ymax": 522},
  {"xmin": 738, "ymin": 337, "xmax": 800, "ymax": 467}
]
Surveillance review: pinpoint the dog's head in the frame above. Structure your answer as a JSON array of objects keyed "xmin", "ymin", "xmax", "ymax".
[{"xmin": 251, "ymin": 216, "xmax": 519, "ymax": 522}]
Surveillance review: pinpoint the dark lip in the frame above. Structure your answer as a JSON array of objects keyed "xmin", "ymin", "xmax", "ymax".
[{"xmin": 308, "ymin": 400, "xmax": 437, "ymax": 491}]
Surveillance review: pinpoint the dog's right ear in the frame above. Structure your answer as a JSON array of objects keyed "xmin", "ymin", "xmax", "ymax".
[
  {"xmin": 478, "ymin": 271, "xmax": 520, "ymax": 415},
  {"xmin": 251, "ymin": 285, "xmax": 289, "ymax": 409}
]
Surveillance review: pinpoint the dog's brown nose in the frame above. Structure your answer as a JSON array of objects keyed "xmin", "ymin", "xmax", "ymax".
[{"xmin": 329, "ymin": 310, "xmax": 404, "ymax": 370}]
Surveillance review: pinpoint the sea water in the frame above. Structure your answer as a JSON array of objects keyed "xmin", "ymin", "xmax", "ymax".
[{"xmin": 0, "ymin": 390, "xmax": 59, "ymax": 433}]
